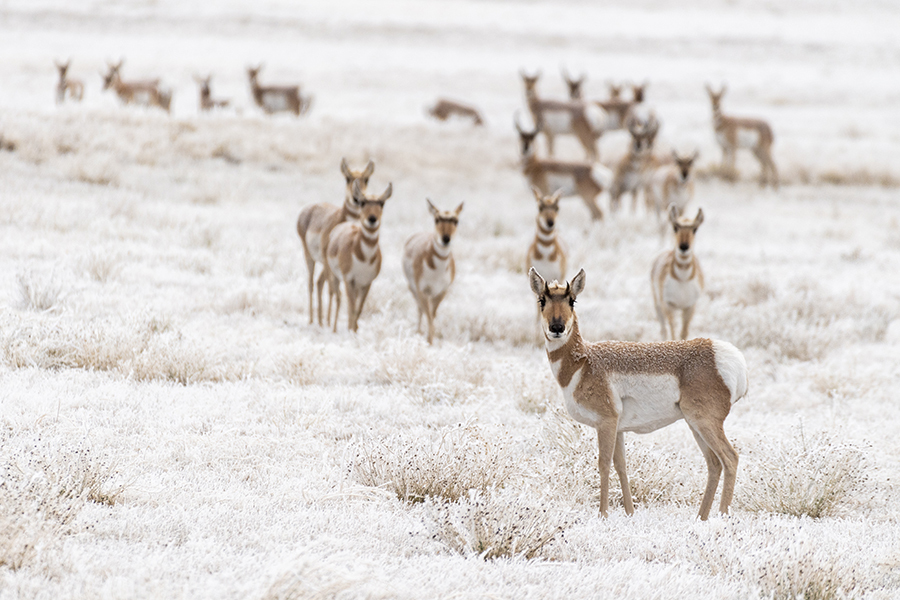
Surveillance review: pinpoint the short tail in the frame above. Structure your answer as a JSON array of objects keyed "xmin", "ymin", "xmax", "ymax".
[{"xmin": 712, "ymin": 340, "xmax": 749, "ymax": 403}]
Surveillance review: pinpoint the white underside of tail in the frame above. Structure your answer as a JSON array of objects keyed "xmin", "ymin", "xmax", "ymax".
[{"xmin": 712, "ymin": 340, "xmax": 749, "ymax": 403}]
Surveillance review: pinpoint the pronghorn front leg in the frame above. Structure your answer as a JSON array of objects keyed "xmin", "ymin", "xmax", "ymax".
[
  {"xmin": 331, "ymin": 280, "xmax": 343, "ymax": 333},
  {"xmin": 680, "ymin": 305, "xmax": 696, "ymax": 341},
  {"xmin": 613, "ymin": 432, "xmax": 634, "ymax": 515},
  {"xmin": 596, "ymin": 418, "xmax": 619, "ymax": 518},
  {"xmin": 316, "ymin": 269, "xmax": 328, "ymax": 326},
  {"xmin": 354, "ymin": 283, "xmax": 373, "ymax": 332}
]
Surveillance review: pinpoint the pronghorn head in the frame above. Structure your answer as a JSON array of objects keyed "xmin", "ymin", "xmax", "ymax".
[
  {"xmin": 194, "ymin": 74, "xmax": 212, "ymax": 96},
  {"xmin": 55, "ymin": 60, "xmax": 70, "ymax": 79},
  {"xmin": 631, "ymin": 82, "xmax": 647, "ymax": 103},
  {"xmin": 562, "ymin": 69, "xmax": 585, "ymax": 100},
  {"xmin": 626, "ymin": 113, "xmax": 660, "ymax": 155},
  {"xmin": 705, "ymin": 84, "xmax": 726, "ymax": 110},
  {"xmin": 669, "ymin": 206, "xmax": 704, "ymax": 257},
  {"xmin": 427, "ymin": 199, "xmax": 464, "ymax": 247},
  {"xmin": 520, "ymin": 70, "xmax": 541, "ymax": 95},
  {"xmin": 247, "ymin": 64, "xmax": 264, "ymax": 84},
  {"xmin": 673, "ymin": 150, "xmax": 699, "ymax": 182},
  {"xmin": 607, "ymin": 82, "xmax": 623, "ymax": 100},
  {"xmin": 101, "ymin": 60, "xmax": 123, "ymax": 90},
  {"xmin": 351, "ymin": 180, "xmax": 392, "ymax": 230},
  {"xmin": 515, "ymin": 115, "xmax": 539, "ymax": 158},
  {"xmin": 529, "ymin": 267, "xmax": 585, "ymax": 342},
  {"xmin": 532, "ymin": 186, "xmax": 562, "ymax": 231},
  {"xmin": 341, "ymin": 158, "xmax": 375, "ymax": 205}
]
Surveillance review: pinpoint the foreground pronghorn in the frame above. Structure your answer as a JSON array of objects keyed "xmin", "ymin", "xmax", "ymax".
[
  {"xmin": 297, "ymin": 158, "xmax": 375, "ymax": 326},
  {"xmin": 645, "ymin": 150, "xmax": 698, "ymax": 220},
  {"xmin": 325, "ymin": 180, "xmax": 392, "ymax": 332},
  {"xmin": 705, "ymin": 84, "xmax": 778, "ymax": 188},
  {"xmin": 194, "ymin": 75, "xmax": 230, "ymax": 111},
  {"xmin": 516, "ymin": 118, "xmax": 610, "ymax": 221},
  {"xmin": 427, "ymin": 98, "xmax": 484, "ymax": 126},
  {"xmin": 526, "ymin": 187, "xmax": 567, "ymax": 285},
  {"xmin": 521, "ymin": 71, "xmax": 606, "ymax": 161},
  {"xmin": 651, "ymin": 207, "xmax": 705, "ymax": 341},
  {"xmin": 609, "ymin": 114, "xmax": 660, "ymax": 213},
  {"xmin": 101, "ymin": 61, "xmax": 171, "ymax": 112},
  {"xmin": 529, "ymin": 267, "xmax": 748, "ymax": 520},
  {"xmin": 247, "ymin": 64, "xmax": 311, "ymax": 116},
  {"xmin": 54, "ymin": 60, "xmax": 83, "ymax": 104},
  {"xmin": 402, "ymin": 199, "xmax": 464, "ymax": 344}
]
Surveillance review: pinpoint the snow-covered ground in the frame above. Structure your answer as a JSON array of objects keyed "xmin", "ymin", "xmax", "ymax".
[{"xmin": 1, "ymin": 1, "xmax": 900, "ymax": 598}]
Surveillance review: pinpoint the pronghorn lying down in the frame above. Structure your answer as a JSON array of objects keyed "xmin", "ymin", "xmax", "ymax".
[
  {"xmin": 325, "ymin": 180, "xmax": 392, "ymax": 333},
  {"xmin": 402, "ymin": 199, "xmax": 464, "ymax": 344},
  {"xmin": 645, "ymin": 150, "xmax": 698, "ymax": 220},
  {"xmin": 55, "ymin": 60, "xmax": 84, "ymax": 104},
  {"xmin": 529, "ymin": 267, "xmax": 748, "ymax": 520},
  {"xmin": 651, "ymin": 207, "xmax": 705, "ymax": 341},
  {"xmin": 297, "ymin": 158, "xmax": 375, "ymax": 327},
  {"xmin": 427, "ymin": 98, "xmax": 484, "ymax": 126}
]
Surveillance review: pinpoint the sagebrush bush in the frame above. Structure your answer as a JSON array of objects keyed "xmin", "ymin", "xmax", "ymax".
[{"xmin": 348, "ymin": 424, "xmax": 520, "ymax": 503}]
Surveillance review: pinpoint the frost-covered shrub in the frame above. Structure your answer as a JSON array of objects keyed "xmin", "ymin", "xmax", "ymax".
[
  {"xmin": 739, "ymin": 429, "xmax": 868, "ymax": 518},
  {"xmin": 348, "ymin": 424, "xmax": 519, "ymax": 503},
  {"xmin": 15, "ymin": 269, "xmax": 66, "ymax": 312},
  {"xmin": 425, "ymin": 489, "xmax": 575, "ymax": 560}
]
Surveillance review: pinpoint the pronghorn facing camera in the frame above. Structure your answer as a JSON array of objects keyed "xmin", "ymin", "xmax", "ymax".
[
  {"xmin": 561, "ymin": 68, "xmax": 586, "ymax": 100},
  {"xmin": 101, "ymin": 60, "xmax": 171, "ymax": 112},
  {"xmin": 609, "ymin": 113, "xmax": 660, "ymax": 213},
  {"xmin": 521, "ymin": 70, "xmax": 606, "ymax": 162},
  {"xmin": 515, "ymin": 117, "xmax": 610, "ymax": 221},
  {"xmin": 705, "ymin": 84, "xmax": 778, "ymax": 188},
  {"xmin": 247, "ymin": 64, "xmax": 311, "ymax": 116},
  {"xmin": 651, "ymin": 207, "xmax": 705, "ymax": 341},
  {"xmin": 526, "ymin": 186, "xmax": 567, "ymax": 286},
  {"xmin": 194, "ymin": 74, "xmax": 230, "ymax": 111},
  {"xmin": 297, "ymin": 158, "xmax": 375, "ymax": 327},
  {"xmin": 325, "ymin": 180, "xmax": 392, "ymax": 333},
  {"xmin": 427, "ymin": 98, "xmax": 484, "ymax": 126},
  {"xmin": 402, "ymin": 199, "xmax": 464, "ymax": 344},
  {"xmin": 54, "ymin": 60, "xmax": 83, "ymax": 104},
  {"xmin": 529, "ymin": 267, "xmax": 748, "ymax": 520},
  {"xmin": 645, "ymin": 150, "xmax": 698, "ymax": 220}
]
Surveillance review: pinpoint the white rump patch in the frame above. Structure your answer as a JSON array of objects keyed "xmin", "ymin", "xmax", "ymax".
[
  {"xmin": 610, "ymin": 373, "xmax": 683, "ymax": 434},
  {"xmin": 712, "ymin": 340, "xmax": 749, "ymax": 403}
]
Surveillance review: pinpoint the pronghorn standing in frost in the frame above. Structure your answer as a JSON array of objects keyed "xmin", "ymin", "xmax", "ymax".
[
  {"xmin": 194, "ymin": 74, "xmax": 230, "ymax": 112},
  {"xmin": 562, "ymin": 73, "xmax": 644, "ymax": 134},
  {"xmin": 54, "ymin": 60, "xmax": 84, "ymax": 104},
  {"xmin": 516, "ymin": 118, "xmax": 611, "ymax": 221},
  {"xmin": 526, "ymin": 187, "xmax": 567, "ymax": 286},
  {"xmin": 101, "ymin": 61, "xmax": 172, "ymax": 112},
  {"xmin": 325, "ymin": 180, "xmax": 392, "ymax": 333},
  {"xmin": 609, "ymin": 114, "xmax": 660, "ymax": 213},
  {"xmin": 529, "ymin": 267, "xmax": 748, "ymax": 520},
  {"xmin": 706, "ymin": 84, "xmax": 778, "ymax": 188},
  {"xmin": 521, "ymin": 71, "xmax": 607, "ymax": 162},
  {"xmin": 247, "ymin": 64, "xmax": 311, "ymax": 116},
  {"xmin": 645, "ymin": 150, "xmax": 698, "ymax": 220},
  {"xmin": 297, "ymin": 158, "xmax": 375, "ymax": 326},
  {"xmin": 651, "ymin": 207, "xmax": 705, "ymax": 341},
  {"xmin": 402, "ymin": 199, "xmax": 464, "ymax": 344}
]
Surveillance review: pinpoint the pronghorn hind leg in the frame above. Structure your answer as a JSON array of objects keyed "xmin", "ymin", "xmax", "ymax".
[
  {"xmin": 688, "ymin": 426, "xmax": 723, "ymax": 521},
  {"xmin": 331, "ymin": 279, "xmax": 342, "ymax": 333},
  {"xmin": 303, "ymin": 252, "xmax": 316, "ymax": 325},
  {"xmin": 315, "ymin": 269, "xmax": 328, "ymax": 326},
  {"xmin": 613, "ymin": 432, "xmax": 634, "ymax": 516}
]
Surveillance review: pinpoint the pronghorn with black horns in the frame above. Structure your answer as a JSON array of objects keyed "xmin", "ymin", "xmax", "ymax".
[
  {"xmin": 529, "ymin": 267, "xmax": 748, "ymax": 520},
  {"xmin": 515, "ymin": 116, "xmax": 610, "ymax": 221},
  {"xmin": 402, "ymin": 199, "xmax": 464, "ymax": 344},
  {"xmin": 651, "ymin": 207, "xmax": 705, "ymax": 341},
  {"xmin": 325, "ymin": 180, "xmax": 392, "ymax": 333},
  {"xmin": 297, "ymin": 158, "xmax": 375, "ymax": 327}
]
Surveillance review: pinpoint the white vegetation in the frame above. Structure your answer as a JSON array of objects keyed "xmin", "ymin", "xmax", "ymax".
[{"xmin": 1, "ymin": 0, "xmax": 900, "ymax": 598}]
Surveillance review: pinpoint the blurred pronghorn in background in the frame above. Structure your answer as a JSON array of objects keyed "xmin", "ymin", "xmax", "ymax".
[
  {"xmin": 194, "ymin": 74, "xmax": 230, "ymax": 112},
  {"xmin": 247, "ymin": 64, "xmax": 311, "ymax": 116},
  {"xmin": 101, "ymin": 60, "xmax": 171, "ymax": 112},
  {"xmin": 54, "ymin": 60, "xmax": 84, "ymax": 104},
  {"xmin": 651, "ymin": 207, "xmax": 705, "ymax": 341}
]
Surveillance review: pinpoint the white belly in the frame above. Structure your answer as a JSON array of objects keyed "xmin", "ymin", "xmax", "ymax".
[
  {"xmin": 263, "ymin": 93, "xmax": 290, "ymax": 112},
  {"xmin": 542, "ymin": 110, "xmax": 573, "ymax": 134},
  {"xmin": 663, "ymin": 277, "xmax": 702, "ymax": 310},
  {"xmin": 529, "ymin": 255, "xmax": 564, "ymax": 284},
  {"xmin": 610, "ymin": 373, "xmax": 683, "ymax": 434},
  {"xmin": 417, "ymin": 259, "xmax": 453, "ymax": 297},
  {"xmin": 133, "ymin": 90, "xmax": 154, "ymax": 106},
  {"xmin": 545, "ymin": 173, "xmax": 577, "ymax": 197},
  {"xmin": 737, "ymin": 128, "xmax": 760, "ymax": 148}
]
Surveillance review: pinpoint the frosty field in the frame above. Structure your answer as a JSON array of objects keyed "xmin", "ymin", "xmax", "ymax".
[{"xmin": 2, "ymin": 0, "xmax": 900, "ymax": 598}]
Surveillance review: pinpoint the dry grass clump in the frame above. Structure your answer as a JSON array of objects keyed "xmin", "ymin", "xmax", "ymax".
[
  {"xmin": 348, "ymin": 424, "xmax": 520, "ymax": 503},
  {"xmin": 15, "ymin": 269, "xmax": 67, "ymax": 312},
  {"xmin": 373, "ymin": 338, "xmax": 487, "ymax": 403},
  {"xmin": 739, "ymin": 429, "xmax": 869, "ymax": 518},
  {"xmin": 425, "ymin": 489, "xmax": 576, "ymax": 560},
  {"xmin": 263, "ymin": 556, "xmax": 395, "ymax": 600}
]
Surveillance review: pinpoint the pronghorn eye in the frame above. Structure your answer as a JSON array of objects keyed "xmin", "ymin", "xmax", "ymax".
[
  {"xmin": 539, "ymin": 297, "xmax": 546, "ymax": 309},
  {"xmin": 569, "ymin": 298, "xmax": 576, "ymax": 308}
]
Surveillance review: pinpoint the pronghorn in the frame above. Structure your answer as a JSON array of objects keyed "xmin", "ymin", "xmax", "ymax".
[
  {"xmin": 526, "ymin": 186, "xmax": 567, "ymax": 286},
  {"xmin": 325, "ymin": 180, "xmax": 392, "ymax": 333},
  {"xmin": 705, "ymin": 84, "xmax": 778, "ymax": 188},
  {"xmin": 101, "ymin": 61, "xmax": 171, "ymax": 112},
  {"xmin": 515, "ymin": 117, "xmax": 610, "ymax": 221},
  {"xmin": 402, "ymin": 199, "xmax": 464, "ymax": 344},
  {"xmin": 521, "ymin": 71, "xmax": 606, "ymax": 162},
  {"xmin": 247, "ymin": 64, "xmax": 311, "ymax": 116},
  {"xmin": 54, "ymin": 60, "xmax": 83, "ymax": 104},
  {"xmin": 645, "ymin": 150, "xmax": 698, "ymax": 220},
  {"xmin": 529, "ymin": 267, "xmax": 748, "ymax": 520},
  {"xmin": 609, "ymin": 114, "xmax": 660, "ymax": 213},
  {"xmin": 651, "ymin": 207, "xmax": 705, "ymax": 341},
  {"xmin": 562, "ymin": 73, "xmax": 641, "ymax": 133},
  {"xmin": 297, "ymin": 158, "xmax": 375, "ymax": 327},
  {"xmin": 194, "ymin": 75, "xmax": 230, "ymax": 111},
  {"xmin": 427, "ymin": 98, "xmax": 484, "ymax": 126},
  {"xmin": 561, "ymin": 68, "xmax": 586, "ymax": 100}
]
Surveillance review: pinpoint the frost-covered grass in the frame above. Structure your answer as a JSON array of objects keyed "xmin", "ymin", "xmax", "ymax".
[{"xmin": 1, "ymin": 0, "xmax": 900, "ymax": 598}]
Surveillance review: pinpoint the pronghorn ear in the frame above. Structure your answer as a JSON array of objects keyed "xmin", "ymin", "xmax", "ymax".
[
  {"xmin": 378, "ymin": 183, "xmax": 392, "ymax": 202},
  {"xmin": 550, "ymin": 189, "xmax": 563, "ymax": 203},
  {"xmin": 426, "ymin": 198, "xmax": 438, "ymax": 217},
  {"xmin": 668, "ymin": 204, "xmax": 679, "ymax": 226},
  {"xmin": 570, "ymin": 269, "xmax": 586, "ymax": 298},
  {"xmin": 340, "ymin": 157, "xmax": 351, "ymax": 180},
  {"xmin": 690, "ymin": 150, "xmax": 700, "ymax": 162},
  {"xmin": 528, "ymin": 268, "xmax": 546, "ymax": 297},
  {"xmin": 693, "ymin": 208, "xmax": 704, "ymax": 228},
  {"xmin": 531, "ymin": 186, "xmax": 543, "ymax": 202},
  {"xmin": 454, "ymin": 202, "xmax": 464, "ymax": 216},
  {"xmin": 361, "ymin": 160, "xmax": 375, "ymax": 179},
  {"xmin": 351, "ymin": 180, "xmax": 364, "ymax": 203}
]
